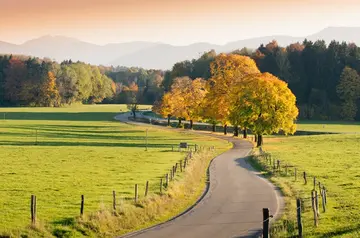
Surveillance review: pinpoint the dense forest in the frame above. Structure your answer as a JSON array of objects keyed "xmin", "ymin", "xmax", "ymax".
[
  {"xmin": 165, "ymin": 40, "xmax": 360, "ymax": 121},
  {"xmin": 0, "ymin": 55, "xmax": 115, "ymax": 106},
  {"xmin": 2, "ymin": 39, "xmax": 360, "ymax": 121},
  {"xmin": 0, "ymin": 55, "xmax": 166, "ymax": 107}
]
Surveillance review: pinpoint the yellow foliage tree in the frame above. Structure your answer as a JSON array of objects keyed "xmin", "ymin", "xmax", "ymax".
[
  {"xmin": 229, "ymin": 72, "xmax": 299, "ymax": 147},
  {"xmin": 152, "ymin": 93, "xmax": 175, "ymax": 126},
  {"xmin": 41, "ymin": 71, "xmax": 60, "ymax": 107},
  {"xmin": 156, "ymin": 77, "xmax": 207, "ymax": 129},
  {"xmin": 205, "ymin": 53, "xmax": 260, "ymax": 134}
]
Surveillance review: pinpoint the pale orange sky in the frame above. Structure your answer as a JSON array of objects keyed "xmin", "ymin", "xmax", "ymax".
[{"xmin": 1, "ymin": 0, "xmax": 359, "ymax": 45}]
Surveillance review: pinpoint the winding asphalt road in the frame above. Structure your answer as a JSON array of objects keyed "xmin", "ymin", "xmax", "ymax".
[{"xmin": 115, "ymin": 113, "xmax": 283, "ymax": 238}]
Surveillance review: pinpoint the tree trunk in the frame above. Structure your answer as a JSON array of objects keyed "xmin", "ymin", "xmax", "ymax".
[
  {"xmin": 190, "ymin": 120, "xmax": 193, "ymax": 130},
  {"xmin": 224, "ymin": 124, "xmax": 227, "ymax": 135},
  {"xmin": 132, "ymin": 109, "xmax": 136, "ymax": 119},
  {"xmin": 255, "ymin": 134, "xmax": 258, "ymax": 142},
  {"xmin": 234, "ymin": 126, "xmax": 239, "ymax": 137},
  {"xmin": 212, "ymin": 124, "xmax": 216, "ymax": 132},
  {"xmin": 257, "ymin": 134, "xmax": 263, "ymax": 147},
  {"xmin": 243, "ymin": 128, "xmax": 247, "ymax": 139},
  {"xmin": 167, "ymin": 115, "xmax": 171, "ymax": 126},
  {"xmin": 178, "ymin": 118, "xmax": 182, "ymax": 128}
]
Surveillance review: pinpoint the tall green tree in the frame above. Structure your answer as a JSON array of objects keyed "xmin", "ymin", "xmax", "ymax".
[{"xmin": 336, "ymin": 67, "xmax": 360, "ymax": 120}]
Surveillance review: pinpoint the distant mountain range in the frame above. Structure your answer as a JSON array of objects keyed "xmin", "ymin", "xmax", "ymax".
[{"xmin": 1, "ymin": 27, "xmax": 360, "ymax": 69}]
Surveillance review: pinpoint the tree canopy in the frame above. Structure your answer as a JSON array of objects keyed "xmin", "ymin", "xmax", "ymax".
[{"xmin": 154, "ymin": 53, "xmax": 298, "ymax": 145}]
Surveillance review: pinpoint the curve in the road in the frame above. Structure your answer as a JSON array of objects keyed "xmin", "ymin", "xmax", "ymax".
[{"xmin": 115, "ymin": 113, "xmax": 283, "ymax": 238}]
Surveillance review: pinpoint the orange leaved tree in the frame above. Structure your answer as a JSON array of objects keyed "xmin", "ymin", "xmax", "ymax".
[
  {"xmin": 155, "ymin": 77, "xmax": 207, "ymax": 129},
  {"xmin": 204, "ymin": 53, "xmax": 260, "ymax": 135},
  {"xmin": 229, "ymin": 72, "xmax": 299, "ymax": 147}
]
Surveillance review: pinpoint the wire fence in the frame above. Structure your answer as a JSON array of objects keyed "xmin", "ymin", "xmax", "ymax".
[
  {"xmin": 1, "ymin": 144, "xmax": 216, "ymax": 233},
  {"xmin": 256, "ymin": 149, "xmax": 328, "ymax": 238}
]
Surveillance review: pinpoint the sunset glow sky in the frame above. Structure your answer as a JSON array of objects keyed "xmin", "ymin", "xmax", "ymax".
[{"xmin": 1, "ymin": 0, "xmax": 359, "ymax": 45}]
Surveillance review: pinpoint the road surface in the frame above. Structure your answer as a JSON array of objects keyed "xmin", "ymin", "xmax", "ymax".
[{"xmin": 115, "ymin": 113, "xmax": 283, "ymax": 238}]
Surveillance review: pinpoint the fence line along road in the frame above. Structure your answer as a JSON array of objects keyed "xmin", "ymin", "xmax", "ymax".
[{"xmin": 115, "ymin": 112, "xmax": 283, "ymax": 238}]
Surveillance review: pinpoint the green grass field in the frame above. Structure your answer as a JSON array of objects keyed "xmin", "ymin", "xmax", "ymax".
[
  {"xmin": 0, "ymin": 105, "xmax": 229, "ymax": 237},
  {"xmin": 254, "ymin": 127, "xmax": 360, "ymax": 237},
  {"xmin": 296, "ymin": 121, "xmax": 360, "ymax": 133}
]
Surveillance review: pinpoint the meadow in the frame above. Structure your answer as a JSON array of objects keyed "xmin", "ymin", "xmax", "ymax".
[
  {"xmin": 0, "ymin": 105, "xmax": 229, "ymax": 237},
  {"xmin": 253, "ymin": 125, "xmax": 360, "ymax": 237}
]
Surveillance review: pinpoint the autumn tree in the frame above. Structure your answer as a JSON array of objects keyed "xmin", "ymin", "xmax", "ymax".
[
  {"xmin": 336, "ymin": 67, "xmax": 360, "ymax": 120},
  {"xmin": 156, "ymin": 77, "xmax": 207, "ymax": 129},
  {"xmin": 169, "ymin": 77, "xmax": 207, "ymax": 129},
  {"xmin": 40, "ymin": 71, "xmax": 60, "ymax": 107},
  {"xmin": 205, "ymin": 53, "xmax": 260, "ymax": 135},
  {"xmin": 152, "ymin": 93, "xmax": 175, "ymax": 126},
  {"xmin": 229, "ymin": 73, "xmax": 298, "ymax": 147}
]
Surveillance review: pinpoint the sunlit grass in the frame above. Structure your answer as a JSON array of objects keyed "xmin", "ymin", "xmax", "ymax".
[
  {"xmin": 0, "ymin": 105, "xmax": 229, "ymax": 237},
  {"xmin": 252, "ymin": 131, "xmax": 360, "ymax": 238}
]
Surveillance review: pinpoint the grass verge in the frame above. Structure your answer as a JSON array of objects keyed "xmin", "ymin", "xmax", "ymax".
[{"xmin": 247, "ymin": 134, "xmax": 360, "ymax": 238}]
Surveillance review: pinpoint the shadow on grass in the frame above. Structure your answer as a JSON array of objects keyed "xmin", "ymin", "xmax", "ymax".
[
  {"xmin": 2, "ymin": 112, "xmax": 118, "ymax": 121},
  {"xmin": 318, "ymin": 224, "xmax": 360, "ymax": 238},
  {"xmin": 0, "ymin": 140, "xmax": 176, "ymax": 148}
]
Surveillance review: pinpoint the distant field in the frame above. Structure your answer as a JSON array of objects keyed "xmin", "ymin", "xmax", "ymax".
[
  {"xmin": 0, "ymin": 105, "xmax": 229, "ymax": 236},
  {"xmin": 296, "ymin": 121, "xmax": 360, "ymax": 133},
  {"xmin": 258, "ymin": 129, "xmax": 360, "ymax": 237},
  {"xmin": 144, "ymin": 110, "xmax": 360, "ymax": 134}
]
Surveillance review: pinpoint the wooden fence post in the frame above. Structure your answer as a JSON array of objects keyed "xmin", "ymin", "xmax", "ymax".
[
  {"xmin": 166, "ymin": 173, "xmax": 169, "ymax": 186},
  {"xmin": 180, "ymin": 161, "xmax": 183, "ymax": 172},
  {"xmin": 80, "ymin": 195, "xmax": 84, "ymax": 217},
  {"xmin": 135, "ymin": 184, "xmax": 138, "ymax": 203},
  {"xmin": 160, "ymin": 178, "xmax": 163, "ymax": 195},
  {"xmin": 311, "ymin": 190, "xmax": 319, "ymax": 227},
  {"xmin": 145, "ymin": 181, "xmax": 149, "ymax": 197},
  {"xmin": 323, "ymin": 186, "xmax": 327, "ymax": 205},
  {"xmin": 313, "ymin": 177, "xmax": 316, "ymax": 190},
  {"xmin": 262, "ymin": 208, "xmax": 269, "ymax": 238},
  {"xmin": 273, "ymin": 159, "xmax": 276, "ymax": 173},
  {"xmin": 321, "ymin": 188, "xmax": 326, "ymax": 213},
  {"xmin": 112, "ymin": 191, "xmax": 116, "ymax": 214},
  {"xmin": 296, "ymin": 198, "xmax": 303, "ymax": 238},
  {"xmin": 315, "ymin": 190, "xmax": 320, "ymax": 217},
  {"xmin": 303, "ymin": 172, "xmax": 307, "ymax": 185},
  {"xmin": 31, "ymin": 195, "xmax": 37, "ymax": 226}
]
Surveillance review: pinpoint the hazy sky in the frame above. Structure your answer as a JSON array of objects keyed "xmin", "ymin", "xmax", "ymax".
[{"xmin": 1, "ymin": 0, "xmax": 359, "ymax": 45}]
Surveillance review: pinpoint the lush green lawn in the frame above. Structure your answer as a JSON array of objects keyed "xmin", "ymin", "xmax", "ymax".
[
  {"xmin": 0, "ymin": 105, "xmax": 229, "ymax": 236},
  {"xmin": 258, "ymin": 130, "xmax": 360, "ymax": 237},
  {"xmin": 296, "ymin": 120, "xmax": 360, "ymax": 133}
]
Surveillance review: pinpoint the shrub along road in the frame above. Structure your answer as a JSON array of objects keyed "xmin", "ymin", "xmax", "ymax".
[{"xmin": 115, "ymin": 112, "xmax": 283, "ymax": 238}]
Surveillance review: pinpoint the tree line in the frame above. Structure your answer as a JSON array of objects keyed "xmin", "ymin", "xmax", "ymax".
[
  {"xmin": 164, "ymin": 40, "xmax": 360, "ymax": 121},
  {"xmin": 106, "ymin": 67, "xmax": 164, "ymax": 105},
  {"xmin": 153, "ymin": 54, "xmax": 299, "ymax": 146},
  {"xmin": 0, "ymin": 55, "xmax": 115, "ymax": 106}
]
